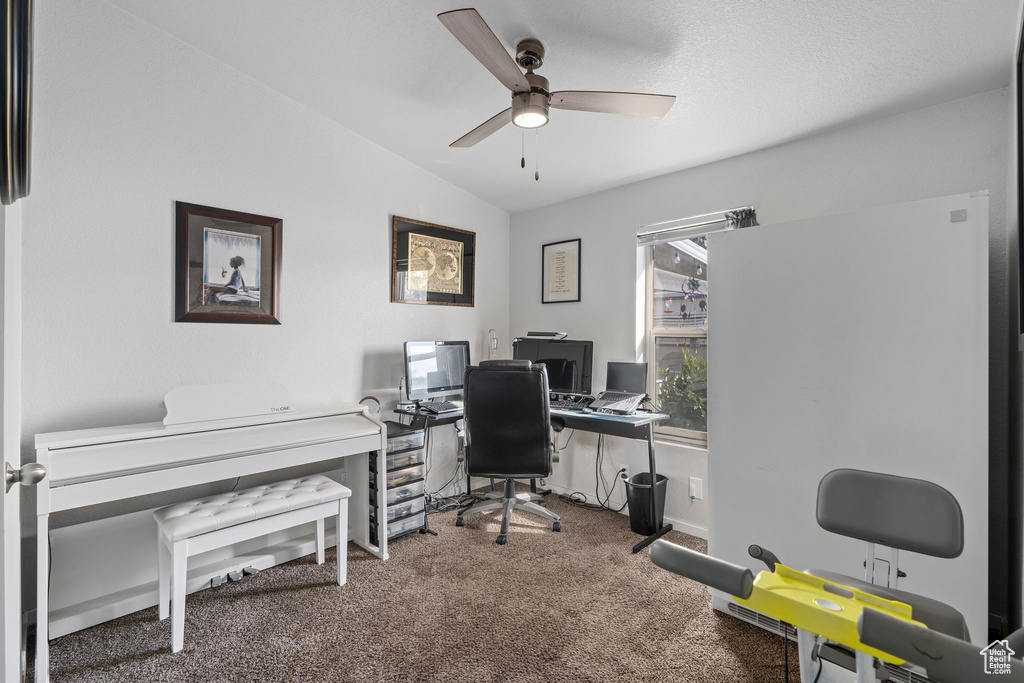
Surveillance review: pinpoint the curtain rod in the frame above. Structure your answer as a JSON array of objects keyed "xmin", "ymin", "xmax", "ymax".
[{"xmin": 636, "ymin": 206, "xmax": 754, "ymax": 239}]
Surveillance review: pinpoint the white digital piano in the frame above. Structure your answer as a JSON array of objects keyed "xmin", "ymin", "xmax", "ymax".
[{"xmin": 33, "ymin": 383, "xmax": 387, "ymax": 682}]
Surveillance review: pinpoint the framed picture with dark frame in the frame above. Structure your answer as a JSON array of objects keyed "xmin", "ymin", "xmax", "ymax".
[
  {"xmin": 391, "ymin": 215, "xmax": 475, "ymax": 306},
  {"xmin": 542, "ymin": 238, "xmax": 581, "ymax": 304},
  {"xmin": 175, "ymin": 201, "xmax": 282, "ymax": 324}
]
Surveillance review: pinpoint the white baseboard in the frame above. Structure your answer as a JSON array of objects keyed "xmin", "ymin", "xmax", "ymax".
[
  {"xmin": 46, "ymin": 530, "xmax": 337, "ymax": 638},
  {"xmin": 539, "ymin": 481, "xmax": 708, "ymax": 541}
]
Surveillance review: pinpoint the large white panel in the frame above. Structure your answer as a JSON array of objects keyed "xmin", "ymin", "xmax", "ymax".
[{"xmin": 708, "ymin": 192, "xmax": 989, "ymax": 643}]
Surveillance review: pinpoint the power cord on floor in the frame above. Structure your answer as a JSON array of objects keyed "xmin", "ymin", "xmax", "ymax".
[
  {"xmin": 557, "ymin": 491, "xmax": 610, "ymax": 511},
  {"xmin": 555, "ymin": 434, "xmax": 629, "ymax": 512},
  {"xmin": 594, "ymin": 435, "xmax": 627, "ymax": 512}
]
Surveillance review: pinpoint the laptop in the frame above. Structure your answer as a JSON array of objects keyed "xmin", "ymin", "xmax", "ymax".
[{"xmin": 589, "ymin": 362, "xmax": 648, "ymax": 414}]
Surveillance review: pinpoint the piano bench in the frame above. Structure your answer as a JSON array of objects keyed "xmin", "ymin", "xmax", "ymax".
[{"xmin": 152, "ymin": 474, "xmax": 351, "ymax": 653}]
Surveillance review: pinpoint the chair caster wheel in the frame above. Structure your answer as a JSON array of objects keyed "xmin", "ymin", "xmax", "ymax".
[
  {"xmin": 552, "ymin": 521, "xmax": 561, "ymax": 532},
  {"xmin": 496, "ymin": 536, "xmax": 507, "ymax": 545},
  {"xmin": 455, "ymin": 517, "xmax": 465, "ymax": 527}
]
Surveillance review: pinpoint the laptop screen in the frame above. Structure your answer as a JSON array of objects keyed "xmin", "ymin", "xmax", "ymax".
[{"xmin": 606, "ymin": 362, "xmax": 647, "ymax": 393}]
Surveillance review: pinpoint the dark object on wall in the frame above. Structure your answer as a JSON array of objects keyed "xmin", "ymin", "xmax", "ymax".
[
  {"xmin": 1019, "ymin": 19, "xmax": 1024, "ymax": 349},
  {"xmin": 724, "ymin": 207, "xmax": 758, "ymax": 228},
  {"xmin": 1, "ymin": 0, "xmax": 32, "ymax": 205},
  {"xmin": 1008, "ymin": 13, "xmax": 1024, "ymax": 641},
  {"xmin": 175, "ymin": 202, "xmax": 282, "ymax": 324},
  {"xmin": 391, "ymin": 215, "xmax": 475, "ymax": 307}
]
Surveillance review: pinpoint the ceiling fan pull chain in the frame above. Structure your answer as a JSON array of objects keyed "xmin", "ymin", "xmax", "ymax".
[
  {"xmin": 521, "ymin": 128, "xmax": 526, "ymax": 169},
  {"xmin": 535, "ymin": 130, "xmax": 540, "ymax": 181}
]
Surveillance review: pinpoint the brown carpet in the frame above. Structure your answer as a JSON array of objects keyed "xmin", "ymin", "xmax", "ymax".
[{"xmin": 39, "ymin": 494, "xmax": 797, "ymax": 682}]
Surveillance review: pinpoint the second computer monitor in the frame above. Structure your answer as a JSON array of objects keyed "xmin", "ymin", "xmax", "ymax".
[
  {"xmin": 512, "ymin": 337, "xmax": 594, "ymax": 395},
  {"xmin": 606, "ymin": 361, "xmax": 648, "ymax": 394},
  {"xmin": 404, "ymin": 341, "xmax": 470, "ymax": 402}
]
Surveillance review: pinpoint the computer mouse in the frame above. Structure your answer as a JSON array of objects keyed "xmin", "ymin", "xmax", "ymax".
[{"xmin": 581, "ymin": 408, "xmax": 592, "ymax": 413}]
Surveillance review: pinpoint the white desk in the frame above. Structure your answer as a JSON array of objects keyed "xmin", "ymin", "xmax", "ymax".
[{"xmin": 34, "ymin": 402, "xmax": 387, "ymax": 682}]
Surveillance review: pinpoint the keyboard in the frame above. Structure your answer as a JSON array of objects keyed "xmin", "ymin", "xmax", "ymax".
[
  {"xmin": 597, "ymin": 391, "xmax": 634, "ymax": 402},
  {"xmin": 550, "ymin": 397, "xmax": 593, "ymax": 410},
  {"xmin": 421, "ymin": 400, "xmax": 463, "ymax": 414}
]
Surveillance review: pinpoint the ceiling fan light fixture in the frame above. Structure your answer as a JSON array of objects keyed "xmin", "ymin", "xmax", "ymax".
[
  {"xmin": 512, "ymin": 91, "xmax": 549, "ymax": 129},
  {"xmin": 513, "ymin": 110, "xmax": 548, "ymax": 128}
]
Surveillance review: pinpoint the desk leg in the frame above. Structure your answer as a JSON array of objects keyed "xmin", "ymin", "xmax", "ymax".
[
  {"xmin": 35, "ymin": 513, "xmax": 49, "ymax": 683},
  {"xmin": 631, "ymin": 423, "xmax": 672, "ymax": 554},
  {"xmin": 419, "ymin": 424, "xmax": 438, "ymax": 536}
]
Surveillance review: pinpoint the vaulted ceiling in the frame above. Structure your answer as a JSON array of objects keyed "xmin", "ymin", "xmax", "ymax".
[{"xmin": 107, "ymin": 0, "xmax": 1020, "ymax": 214}]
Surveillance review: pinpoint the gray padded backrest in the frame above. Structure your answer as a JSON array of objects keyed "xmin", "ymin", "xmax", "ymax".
[{"xmin": 816, "ymin": 469, "xmax": 963, "ymax": 558}]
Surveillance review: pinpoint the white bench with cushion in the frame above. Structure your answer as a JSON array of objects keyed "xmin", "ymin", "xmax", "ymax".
[{"xmin": 153, "ymin": 474, "xmax": 351, "ymax": 652}]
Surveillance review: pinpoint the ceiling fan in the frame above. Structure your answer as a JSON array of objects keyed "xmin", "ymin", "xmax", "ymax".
[{"xmin": 438, "ymin": 8, "xmax": 676, "ymax": 149}]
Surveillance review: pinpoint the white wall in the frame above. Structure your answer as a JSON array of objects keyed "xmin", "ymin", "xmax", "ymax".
[
  {"xmin": 510, "ymin": 88, "xmax": 1009, "ymax": 544},
  {"xmin": 20, "ymin": 1, "xmax": 508, "ymax": 603},
  {"xmin": 25, "ymin": 0, "xmax": 508, "ymax": 466}
]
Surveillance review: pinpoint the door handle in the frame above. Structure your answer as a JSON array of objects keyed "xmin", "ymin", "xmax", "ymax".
[{"xmin": 5, "ymin": 462, "xmax": 45, "ymax": 492}]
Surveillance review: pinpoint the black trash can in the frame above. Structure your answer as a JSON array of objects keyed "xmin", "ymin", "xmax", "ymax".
[{"xmin": 624, "ymin": 472, "xmax": 668, "ymax": 535}]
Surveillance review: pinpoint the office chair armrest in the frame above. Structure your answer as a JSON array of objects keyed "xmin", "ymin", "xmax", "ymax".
[
  {"xmin": 455, "ymin": 419, "xmax": 466, "ymax": 463},
  {"xmin": 550, "ymin": 416, "xmax": 565, "ymax": 463}
]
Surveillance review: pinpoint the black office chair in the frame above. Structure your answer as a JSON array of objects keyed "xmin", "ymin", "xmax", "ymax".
[{"xmin": 455, "ymin": 359, "xmax": 564, "ymax": 545}]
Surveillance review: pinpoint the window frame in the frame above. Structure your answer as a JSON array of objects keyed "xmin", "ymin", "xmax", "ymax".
[{"xmin": 639, "ymin": 208, "xmax": 753, "ymax": 446}]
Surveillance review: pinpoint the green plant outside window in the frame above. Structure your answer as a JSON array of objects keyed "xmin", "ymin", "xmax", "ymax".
[{"xmin": 656, "ymin": 348, "xmax": 707, "ymax": 432}]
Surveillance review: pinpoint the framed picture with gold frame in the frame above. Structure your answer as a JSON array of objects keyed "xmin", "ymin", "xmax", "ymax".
[{"xmin": 391, "ymin": 216, "xmax": 475, "ymax": 306}]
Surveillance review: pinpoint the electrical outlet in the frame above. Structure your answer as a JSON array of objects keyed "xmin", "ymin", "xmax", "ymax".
[
  {"xmin": 689, "ymin": 476, "xmax": 703, "ymax": 500},
  {"xmin": 619, "ymin": 465, "xmax": 630, "ymax": 481}
]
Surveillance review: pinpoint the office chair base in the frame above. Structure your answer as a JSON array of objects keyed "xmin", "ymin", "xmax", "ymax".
[{"xmin": 456, "ymin": 481, "xmax": 562, "ymax": 544}]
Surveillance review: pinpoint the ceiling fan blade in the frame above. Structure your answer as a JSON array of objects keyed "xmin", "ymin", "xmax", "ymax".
[
  {"xmin": 438, "ymin": 9, "xmax": 528, "ymax": 93},
  {"xmin": 450, "ymin": 107, "xmax": 512, "ymax": 147},
  {"xmin": 549, "ymin": 91, "xmax": 676, "ymax": 117}
]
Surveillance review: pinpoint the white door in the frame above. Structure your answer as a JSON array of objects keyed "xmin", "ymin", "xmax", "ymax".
[{"xmin": 1, "ymin": 203, "xmax": 44, "ymax": 681}]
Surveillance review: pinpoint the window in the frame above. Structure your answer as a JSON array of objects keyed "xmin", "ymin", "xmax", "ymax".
[{"xmin": 639, "ymin": 208, "xmax": 756, "ymax": 445}]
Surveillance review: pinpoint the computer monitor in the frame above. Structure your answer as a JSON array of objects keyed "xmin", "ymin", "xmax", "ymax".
[
  {"xmin": 512, "ymin": 337, "xmax": 594, "ymax": 395},
  {"xmin": 404, "ymin": 341, "xmax": 470, "ymax": 402},
  {"xmin": 607, "ymin": 361, "xmax": 648, "ymax": 394}
]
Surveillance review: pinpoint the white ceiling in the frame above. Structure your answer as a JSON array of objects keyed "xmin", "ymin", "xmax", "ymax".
[{"xmin": 106, "ymin": 0, "xmax": 1019, "ymax": 214}]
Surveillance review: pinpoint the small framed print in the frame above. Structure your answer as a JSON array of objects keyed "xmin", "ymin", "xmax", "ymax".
[
  {"xmin": 391, "ymin": 215, "xmax": 475, "ymax": 306},
  {"xmin": 175, "ymin": 201, "xmax": 282, "ymax": 324},
  {"xmin": 542, "ymin": 238, "xmax": 581, "ymax": 304}
]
